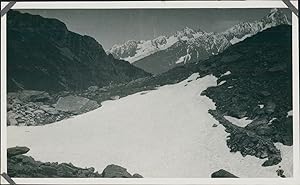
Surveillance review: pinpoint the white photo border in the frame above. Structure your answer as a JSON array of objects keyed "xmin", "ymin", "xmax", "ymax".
[{"xmin": 1, "ymin": 1, "xmax": 299, "ymax": 185}]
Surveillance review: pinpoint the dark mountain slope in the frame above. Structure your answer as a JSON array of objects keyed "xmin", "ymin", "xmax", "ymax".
[
  {"xmin": 7, "ymin": 10, "xmax": 150, "ymax": 92},
  {"xmin": 133, "ymin": 40, "xmax": 210, "ymax": 75}
]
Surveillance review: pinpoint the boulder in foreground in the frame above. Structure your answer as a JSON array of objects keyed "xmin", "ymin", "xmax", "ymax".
[
  {"xmin": 7, "ymin": 146, "xmax": 30, "ymax": 157},
  {"xmin": 211, "ymin": 169, "xmax": 238, "ymax": 178},
  {"xmin": 55, "ymin": 95, "xmax": 99, "ymax": 114},
  {"xmin": 102, "ymin": 164, "xmax": 143, "ymax": 178}
]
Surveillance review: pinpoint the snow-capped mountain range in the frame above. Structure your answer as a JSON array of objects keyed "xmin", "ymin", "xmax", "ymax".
[{"xmin": 109, "ymin": 8, "xmax": 290, "ymax": 74}]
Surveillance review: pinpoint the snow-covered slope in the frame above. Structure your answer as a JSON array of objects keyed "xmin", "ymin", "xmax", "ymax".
[
  {"xmin": 109, "ymin": 27, "xmax": 230, "ymax": 65},
  {"xmin": 8, "ymin": 73, "xmax": 292, "ymax": 178},
  {"xmin": 110, "ymin": 35, "xmax": 179, "ymax": 63},
  {"xmin": 109, "ymin": 8, "xmax": 290, "ymax": 75}
]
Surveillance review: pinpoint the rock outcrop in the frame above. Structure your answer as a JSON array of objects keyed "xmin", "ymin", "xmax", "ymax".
[
  {"xmin": 7, "ymin": 91, "xmax": 100, "ymax": 126},
  {"xmin": 7, "ymin": 147, "xmax": 142, "ymax": 178},
  {"xmin": 102, "ymin": 164, "xmax": 143, "ymax": 178},
  {"xmin": 55, "ymin": 95, "xmax": 99, "ymax": 114},
  {"xmin": 7, "ymin": 146, "xmax": 30, "ymax": 157},
  {"xmin": 209, "ymin": 110, "xmax": 282, "ymax": 166},
  {"xmin": 211, "ymin": 169, "xmax": 238, "ymax": 178}
]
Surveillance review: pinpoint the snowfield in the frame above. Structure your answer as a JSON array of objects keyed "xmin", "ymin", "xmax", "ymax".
[
  {"xmin": 8, "ymin": 74, "xmax": 292, "ymax": 178},
  {"xmin": 224, "ymin": 116, "xmax": 253, "ymax": 128}
]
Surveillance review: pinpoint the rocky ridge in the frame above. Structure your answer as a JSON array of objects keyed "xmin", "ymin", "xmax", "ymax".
[{"xmin": 7, "ymin": 90, "xmax": 97, "ymax": 126}]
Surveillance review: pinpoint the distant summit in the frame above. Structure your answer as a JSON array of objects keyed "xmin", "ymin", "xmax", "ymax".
[{"xmin": 109, "ymin": 9, "xmax": 290, "ymax": 75}]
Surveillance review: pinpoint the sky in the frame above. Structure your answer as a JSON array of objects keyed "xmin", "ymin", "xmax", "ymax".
[{"xmin": 21, "ymin": 9, "xmax": 291, "ymax": 50}]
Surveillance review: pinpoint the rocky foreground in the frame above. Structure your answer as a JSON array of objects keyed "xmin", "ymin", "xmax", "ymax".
[
  {"xmin": 7, "ymin": 147, "xmax": 143, "ymax": 178},
  {"xmin": 8, "ymin": 146, "xmax": 237, "ymax": 178},
  {"xmin": 7, "ymin": 90, "xmax": 99, "ymax": 126}
]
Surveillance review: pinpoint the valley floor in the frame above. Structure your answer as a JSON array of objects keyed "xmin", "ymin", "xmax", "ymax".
[{"xmin": 7, "ymin": 74, "xmax": 292, "ymax": 178}]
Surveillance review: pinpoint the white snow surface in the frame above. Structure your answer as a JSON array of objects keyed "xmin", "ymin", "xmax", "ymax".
[
  {"xmin": 220, "ymin": 71, "xmax": 232, "ymax": 78},
  {"xmin": 175, "ymin": 53, "xmax": 191, "ymax": 64},
  {"xmin": 218, "ymin": 80, "xmax": 226, "ymax": 86},
  {"xmin": 224, "ymin": 116, "xmax": 253, "ymax": 128},
  {"xmin": 287, "ymin": 110, "xmax": 293, "ymax": 117},
  {"xmin": 8, "ymin": 73, "xmax": 292, "ymax": 178},
  {"xmin": 230, "ymin": 34, "xmax": 253, "ymax": 45},
  {"xmin": 120, "ymin": 35, "xmax": 179, "ymax": 63}
]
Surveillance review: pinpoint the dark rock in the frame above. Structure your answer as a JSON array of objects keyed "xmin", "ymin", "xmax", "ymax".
[
  {"xmin": 7, "ymin": 146, "xmax": 30, "ymax": 157},
  {"xmin": 245, "ymin": 117, "xmax": 268, "ymax": 129},
  {"xmin": 18, "ymin": 90, "xmax": 51, "ymax": 102},
  {"xmin": 132, "ymin": 173, "xmax": 143, "ymax": 178},
  {"xmin": 259, "ymin": 91, "xmax": 271, "ymax": 97},
  {"xmin": 256, "ymin": 125, "xmax": 273, "ymax": 136},
  {"xmin": 265, "ymin": 102, "xmax": 276, "ymax": 114},
  {"xmin": 230, "ymin": 109, "xmax": 247, "ymax": 119},
  {"xmin": 262, "ymin": 155, "xmax": 282, "ymax": 166},
  {"xmin": 110, "ymin": 96, "xmax": 120, "ymax": 100},
  {"xmin": 55, "ymin": 95, "xmax": 99, "ymax": 114},
  {"xmin": 210, "ymin": 110, "xmax": 282, "ymax": 166},
  {"xmin": 7, "ymin": 151, "xmax": 104, "ymax": 178},
  {"xmin": 268, "ymin": 64, "xmax": 286, "ymax": 72},
  {"xmin": 220, "ymin": 54, "xmax": 241, "ymax": 63},
  {"xmin": 211, "ymin": 169, "xmax": 238, "ymax": 178},
  {"xmin": 102, "ymin": 164, "xmax": 132, "ymax": 178},
  {"xmin": 212, "ymin": 123, "xmax": 218, "ymax": 127},
  {"xmin": 88, "ymin": 86, "xmax": 99, "ymax": 92},
  {"xmin": 39, "ymin": 165, "xmax": 57, "ymax": 176}
]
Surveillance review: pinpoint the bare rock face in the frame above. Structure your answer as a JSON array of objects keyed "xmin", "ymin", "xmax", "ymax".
[
  {"xmin": 7, "ymin": 112, "xmax": 18, "ymax": 126},
  {"xmin": 132, "ymin": 173, "xmax": 143, "ymax": 178},
  {"xmin": 7, "ymin": 146, "xmax": 30, "ymax": 157},
  {"xmin": 17, "ymin": 90, "xmax": 51, "ymax": 102},
  {"xmin": 7, "ymin": 147, "xmax": 102, "ymax": 178},
  {"xmin": 102, "ymin": 164, "xmax": 132, "ymax": 178},
  {"xmin": 211, "ymin": 169, "xmax": 238, "ymax": 178},
  {"xmin": 55, "ymin": 95, "xmax": 99, "ymax": 114}
]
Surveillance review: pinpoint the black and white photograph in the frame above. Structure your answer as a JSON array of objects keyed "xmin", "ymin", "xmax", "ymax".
[{"xmin": 1, "ymin": 1, "xmax": 299, "ymax": 183}]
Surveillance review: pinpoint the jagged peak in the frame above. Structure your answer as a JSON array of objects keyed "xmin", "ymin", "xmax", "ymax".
[
  {"xmin": 269, "ymin": 8, "xmax": 279, "ymax": 15},
  {"xmin": 196, "ymin": 28, "xmax": 206, "ymax": 33},
  {"xmin": 183, "ymin": 26, "xmax": 195, "ymax": 33},
  {"xmin": 264, "ymin": 8, "xmax": 289, "ymax": 23},
  {"xmin": 261, "ymin": 8, "xmax": 291, "ymax": 24},
  {"xmin": 176, "ymin": 26, "xmax": 196, "ymax": 35},
  {"xmin": 111, "ymin": 40, "xmax": 137, "ymax": 49}
]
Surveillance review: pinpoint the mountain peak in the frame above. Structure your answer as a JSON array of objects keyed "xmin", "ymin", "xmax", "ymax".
[
  {"xmin": 264, "ymin": 8, "xmax": 290, "ymax": 24},
  {"xmin": 174, "ymin": 26, "xmax": 197, "ymax": 38},
  {"xmin": 269, "ymin": 8, "xmax": 279, "ymax": 15},
  {"xmin": 181, "ymin": 26, "xmax": 196, "ymax": 34}
]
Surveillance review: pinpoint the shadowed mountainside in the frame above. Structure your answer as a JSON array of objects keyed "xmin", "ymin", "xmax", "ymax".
[{"xmin": 7, "ymin": 10, "xmax": 150, "ymax": 92}]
